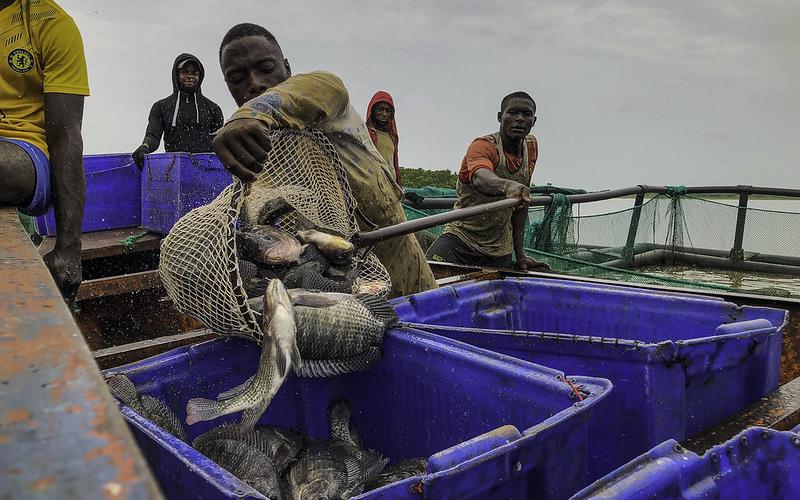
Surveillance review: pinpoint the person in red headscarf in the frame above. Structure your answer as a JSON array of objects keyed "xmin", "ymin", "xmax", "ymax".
[{"xmin": 366, "ymin": 91, "xmax": 401, "ymax": 186}]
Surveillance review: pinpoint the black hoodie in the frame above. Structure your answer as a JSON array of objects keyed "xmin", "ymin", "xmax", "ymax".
[{"xmin": 139, "ymin": 53, "xmax": 224, "ymax": 153}]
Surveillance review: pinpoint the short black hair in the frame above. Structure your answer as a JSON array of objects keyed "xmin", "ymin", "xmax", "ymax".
[
  {"xmin": 501, "ymin": 92, "xmax": 536, "ymax": 112},
  {"xmin": 219, "ymin": 23, "xmax": 280, "ymax": 58}
]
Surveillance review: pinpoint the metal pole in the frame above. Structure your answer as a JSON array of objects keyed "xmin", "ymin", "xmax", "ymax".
[
  {"xmin": 622, "ymin": 193, "xmax": 646, "ymax": 262},
  {"xmin": 731, "ymin": 189, "xmax": 749, "ymax": 263},
  {"xmin": 356, "ymin": 198, "xmax": 522, "ymax": 246}
]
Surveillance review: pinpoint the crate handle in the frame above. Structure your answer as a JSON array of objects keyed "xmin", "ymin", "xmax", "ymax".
[{"xmin": 427, "ymin": 425, "xmax": 522, "ymax": 473}]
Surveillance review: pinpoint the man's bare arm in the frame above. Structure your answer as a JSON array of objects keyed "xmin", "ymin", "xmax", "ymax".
[{"xmin": 43, "ymin": 92, "xmax": 85, "ymax": 300}]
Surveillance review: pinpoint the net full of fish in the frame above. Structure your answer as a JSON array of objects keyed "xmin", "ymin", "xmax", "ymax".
[{"xmin": 158, "ymin": 130, "xmax": 392, "ymax": 346}]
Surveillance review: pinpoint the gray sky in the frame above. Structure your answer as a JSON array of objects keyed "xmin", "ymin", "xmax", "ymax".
[{"xmin": 64, "ymin": 0, "xmax": 799, "ymax": 190}]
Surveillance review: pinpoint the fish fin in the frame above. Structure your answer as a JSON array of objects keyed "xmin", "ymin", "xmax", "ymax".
[
  {"xmin": 217, "ymin": 375, "xmax": 255, "ymax": 401},
  {"xmin": 141, "ymin": 395, "xmax": 188, "ymax": 441},
  {"xmin": 355, "ymin": 293, "xmax": 398, "ymax": 326},
  {"xmin": 257, "ymin": 197, "xmax": 293, "ymax": 225},
  {"xmin": 106, "ymin": 374, "xmax": 140, "ymax": 407},
  {"xmin": 185, "ymin": 398, "xmax": 224, "ymax": 425},
  {"xmin": 288, "ymin": 291, "xmax": 340, "ymax": 308},
  {"xmin": 293, "ymin": 348, "xmax": 383, "ymax": 378},
  {"xmin": 291, "ymin": 342, "xmax": 302, "ymax": 372},
  {"xmin": 362, "ymin": 453, "xmax": 391, "ymax": 484},
  {"xmin": 275, "ymin": 341, "xmax": 290, "ymax": 378},
  {"xmin": 239, "ymin": 405, "xmax": 267, "ymax": 434}
]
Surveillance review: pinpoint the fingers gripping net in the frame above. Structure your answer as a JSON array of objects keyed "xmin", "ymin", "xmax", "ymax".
[{"xmin": 159, "ymin": 130, "xmax": 391, "ymax": 342}]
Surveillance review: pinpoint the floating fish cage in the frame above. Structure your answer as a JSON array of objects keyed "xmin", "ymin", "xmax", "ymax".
[
  {"xmin": 104, "ymin": 327, "xmax": 612, "ymax": 499},
  {"xmin": 393, "ymin": 277, "xmax": 787, "ymax": 482}
]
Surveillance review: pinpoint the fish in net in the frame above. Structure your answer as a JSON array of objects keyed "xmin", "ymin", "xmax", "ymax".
[{"xmin": 158, "ymin": 129, "xmax": 391, "ymax": 342}]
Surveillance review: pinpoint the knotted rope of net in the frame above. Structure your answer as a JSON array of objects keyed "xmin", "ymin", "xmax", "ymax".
[{"xmin": 158, "ymin": 129, "xmax": 391, "ymax": 343}]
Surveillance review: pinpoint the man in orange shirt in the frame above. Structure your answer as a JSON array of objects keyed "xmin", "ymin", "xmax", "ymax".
[
  {"xmin": 0, "ymin": 0, "xmax": 89, "ymax": 301},
  {"xmin": 427, "ymin": 92, "xmax": 548, "ymax": 270}
]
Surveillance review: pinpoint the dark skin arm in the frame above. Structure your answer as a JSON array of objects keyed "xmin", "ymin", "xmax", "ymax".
[
  {"xmin": 212, "ymin": 119, "xmax": 273, "ymax": 182},
  {"xmin": 472, "ymin": 169, "xmax": 548, "ymax": 271},
  {"xmin": 43, "ymin": 93, "xmax": 85, "ymax": 302}
]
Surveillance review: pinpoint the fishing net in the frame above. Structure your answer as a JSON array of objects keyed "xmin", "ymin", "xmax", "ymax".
[
  {"xmin": 403, "ymin": 186, "xmax": 800, "ymax": 298},
  {"xmin": 159, "ymin": 129, "xmax": 391, "ymax": 342}
]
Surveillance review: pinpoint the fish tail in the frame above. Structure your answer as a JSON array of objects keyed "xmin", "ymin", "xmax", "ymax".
[
  {"xmin": 355, "ymin": 293, "xmax": 398, "ymax": 326},
  {"xmin": 106, "ymin": 374, "xmax": 140, "ymax": 407},
  {"xmin": 185, "ymin": 398, "xmax": 224, "ymax": 425},
  {"xmin": 327, "ymin": 399, "xmax": 356, "ymax": 445}
]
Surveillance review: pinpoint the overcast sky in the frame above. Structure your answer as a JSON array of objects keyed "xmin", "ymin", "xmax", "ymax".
[{"xmin": 63, "ymin": 0, "xmax": 799, "ymax": 190}]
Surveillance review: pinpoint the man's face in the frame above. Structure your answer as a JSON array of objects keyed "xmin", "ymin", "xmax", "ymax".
[
  {"xmin": 498, "ymin": 98, "xmax": 536, "ymax": 141},
  {"xmin": 372, "ymin": 101, "xmax": 394, "ymax": 127},
  {"xmin": 220, "ymin": 36, "xmax": 291, "ymax": 107},
  {"xmin": 178, "ymin": 61, "xmax": 201, "ymax": 90}
]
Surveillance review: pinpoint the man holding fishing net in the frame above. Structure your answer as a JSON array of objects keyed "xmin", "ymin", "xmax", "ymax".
[
  {"xmin": 211, "ymin": 23, "xmax": 435, "ymax": 298},
  {"xmin": 427, "ymin": 92, "xmax": 549, "ymax": 271}
]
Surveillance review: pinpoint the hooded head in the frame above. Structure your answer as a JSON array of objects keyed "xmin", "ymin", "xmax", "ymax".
[
  {"xmin": 173, "ymin": 53, "xmax": 205, "ymax": 94},
  {"xmin": 366, "ymin": 91, "xmax": 397, "ymax": 136}
]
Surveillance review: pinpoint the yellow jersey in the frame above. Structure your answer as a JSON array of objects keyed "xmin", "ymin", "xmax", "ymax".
[{"xmin": 0, "ymin": 0, "xmax": 89, "ymax": 156}]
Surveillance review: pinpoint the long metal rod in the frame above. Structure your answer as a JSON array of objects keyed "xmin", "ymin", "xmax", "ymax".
[
  {"xmin": 370, "ymin": 183, "xmax": 800, "ymax": 246},
  {"xmin": 403, "ymin": 184, "xmax": 800, "ymax": 210},
  {"xmin": 356, "ymin": 197, "xmax": 521, "ymax": 246}
]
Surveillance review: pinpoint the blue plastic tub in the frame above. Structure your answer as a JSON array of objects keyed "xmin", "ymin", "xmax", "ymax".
[
  {"xmin": 392, "ymin": 277, "xmax": 787, "ymax": 480},
  {"xmin": 35, "ymin": 153, "xmax": 141, "ymax": 235},
  {"xmin": 571, "ymin": 425, "xmax": 800, "ymax": 499},
  {"xmin": 104, "ymin": 327, "xmax": 612, "ymax": 499},
  {"xmin": 140, "ymin": 152, "xmax": 231, "ymax": 234}
]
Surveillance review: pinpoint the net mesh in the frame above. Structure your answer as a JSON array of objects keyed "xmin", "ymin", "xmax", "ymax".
[
  {"xmin": 159, "ymin": 129, "xmax": 391, "ymax": 342},
  {"xmin": 404, "ymin": 187, "xmax": 800, "ymax": 298}
]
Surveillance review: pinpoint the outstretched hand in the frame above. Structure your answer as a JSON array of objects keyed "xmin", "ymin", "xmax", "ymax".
[
  {"xmin": 212, "ymin": 119, "xmax": 273, "ymax": 182},
  {"xmin": 43, "ymin": 248, "xmax": 82, "ymax": 304},
  {"xmin": 517, "ymin": 255, "xmax": 550, "ymax": 272}
]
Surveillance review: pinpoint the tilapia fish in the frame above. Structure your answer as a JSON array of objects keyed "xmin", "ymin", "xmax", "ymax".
[
  {"xmin": 106, "ymin": 374, "xmax": 187, "ymax": 442},
  {"xmin": 288, "ymin": 290, "xmax": 397, "ymax": 377},
  {"xmin": 236, "ymin": 225, "xmax": 302, "ymax": 266},
  {"xmin": 193, "ymin": 423, "xmax": 305, "ymax": 475},
  {"xmin": 297, "ymin": 229, "xmax": 354, "ymax": 265},
  {"xmin": 282, "ymin": 259, "xmax": 358, "ymax": 293},
  {"xmin": 364, "ymin": 458, "xmax": 429, "ymax": 491},
  {"xmin": 195, "ymin": 438, "xmax": 283, "ymax": 499},
  {"xmin": 186, "ymin": 279, "xmax": 301, "ymax": 431},
  {"xmin": 288, "ymin": 400, "xmax": 387, "ymax": 500}
]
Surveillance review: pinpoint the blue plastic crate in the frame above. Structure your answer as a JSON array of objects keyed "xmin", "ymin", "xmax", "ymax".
[
  {"xmin": 104, "ymin": 327, "xmax": 612, "ymax": 499},
  {"xmin": 571, "ymin": 425, "xmax": 800, "ymax": 499},
  {"xmin": 141, "ymin": 152, "xmax": 231, "ymax": 234},
  {"xmin": 35, "ymin": 153, "xmax": 141, "ymax": 235},
  {"xmin": 392, "ymin": 277, "xmax": 787, "ymax": 481}
]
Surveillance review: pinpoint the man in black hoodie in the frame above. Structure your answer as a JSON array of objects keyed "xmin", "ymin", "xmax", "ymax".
[{"xmin": 131, "ymin": 53, "xmax": 224, "ymax": 168}]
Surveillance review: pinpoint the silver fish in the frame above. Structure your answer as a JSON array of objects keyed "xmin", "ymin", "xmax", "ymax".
[
  {"xmin": 288, "ymin": 290, "xmax": 396, "ymax": 377},
  {"xmin": 288, "ymin": 400, "xmax": 387, "ymax": 499},
  {"xmin": 196, "ymin": 438, "xmax": 283, "ymax": 499},
  {"xmin": 296, "ymin": 230, "xmax": 354, "ymax": 264},
  {"xmin": 237, "ymin": 225, "xmax": 302, "ymax": 266},
  {"xmin": 106, "ymin": 374, "xmax": 188, "ymax": 442},
  {"xmin": 186, "ymin": 279, "xmax": 301, "ymax": 431}
]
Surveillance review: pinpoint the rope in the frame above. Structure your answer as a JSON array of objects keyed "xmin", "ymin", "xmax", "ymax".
[{"xmin": 120, "ymin": 231, "xmax": 150, "ymax": 252}]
